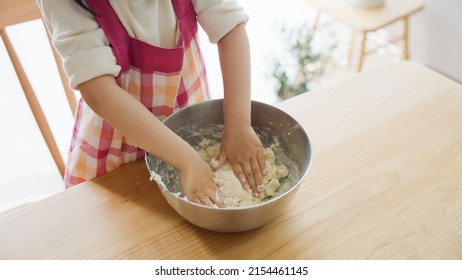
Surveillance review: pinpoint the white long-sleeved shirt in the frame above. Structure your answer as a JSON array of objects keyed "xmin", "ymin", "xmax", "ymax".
[{"xmin": 37, "ymin": 0, "xmax": 249, "ymax": 89}]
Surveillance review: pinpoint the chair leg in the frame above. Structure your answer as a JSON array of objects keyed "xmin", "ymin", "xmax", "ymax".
[
  {"xmin": 356, "ymin": 31, "xmax": 367, "ymax": 72},
  {"xmin": 401, "ymin": 16, "xmax": 409, "ymax": 60},
  {"xmin": 1, "ymin": 28, "xmax": 65, "ymax": 178}
]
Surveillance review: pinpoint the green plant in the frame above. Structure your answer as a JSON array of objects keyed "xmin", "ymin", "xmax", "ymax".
[{"xmin": 270, "ymin": 23, "xmax": 337, "ymax": 100}]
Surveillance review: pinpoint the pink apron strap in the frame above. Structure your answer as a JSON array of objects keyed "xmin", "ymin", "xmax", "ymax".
[
  {"xmin": 84, "ymin": 0, "xmax": 198, "ymax": 74},
  {"xmin": 84, "ymin": 0, "xmax": 130, "ymax": 73},
  {"xmin": 171, "ymin": 0, "xmax": 198, "ymax": 45}
]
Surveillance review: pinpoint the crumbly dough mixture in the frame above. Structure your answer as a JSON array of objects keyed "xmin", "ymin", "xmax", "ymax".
[{"xmin": 198, "ymin": 139, "xmax": 289, "ymax": 207}]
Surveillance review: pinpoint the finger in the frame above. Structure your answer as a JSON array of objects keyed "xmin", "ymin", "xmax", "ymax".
[
  {"xmin": 209, "ymin": 190, "xmax": 226, "ymax": 208},
  {"xmin": 231, "ymin": 162, "xmax": 250, "ymax": 191},
  {"xmin": 241, "ymin": 161, "xmax": 258, "ymax": 195},
  {"xmin": 198, "ymin": 196, "xmax": 214, "ymax": 207},
  {"xmin": 188, "ymin": 195, "xmax": 201, "ymax": 205},
  {"xmin": 211, "ymin": 145, "xmax": 227, "ymax": 169},
  {"xmin": 257, "ymin": 148, "xmax": 267, "ymax": 175},
  {"xmin": 251, "ymin": 156, "xmax": 264, "ymax": 194}
]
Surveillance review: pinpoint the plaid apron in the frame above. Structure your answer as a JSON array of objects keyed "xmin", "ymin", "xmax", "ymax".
[{"xmin": 65, "ymin": 0, "xmax": 209, "ymax": 187}]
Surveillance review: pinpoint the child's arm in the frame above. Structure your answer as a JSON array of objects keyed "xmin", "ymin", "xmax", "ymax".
[
  {"xmin": 77, "ymin": 75, "xmax": 223, "ymax": 207},
  {"xmin": 216, "ymin": 23, "xmax": 266, "ymax": 196}
]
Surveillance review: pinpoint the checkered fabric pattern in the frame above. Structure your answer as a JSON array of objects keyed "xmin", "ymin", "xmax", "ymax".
[{"xmin": 64, "ymin": 36, "xmax": 209, "ymax": 187}]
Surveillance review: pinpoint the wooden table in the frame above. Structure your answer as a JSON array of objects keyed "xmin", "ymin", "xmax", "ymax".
[
  {"xmin": 1, "ymin": 62, "xmax": 461, "ymax": 259},
  {"xmin": 306, "ymin": 0, "xmax": 425, "ymax": 72}
]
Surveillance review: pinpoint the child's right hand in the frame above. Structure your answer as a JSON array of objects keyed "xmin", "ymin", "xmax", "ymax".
[
  {"xmin": 76, "ymin": 75, "xmax": 223, "ymax": 207},
  {"xmin": 177, "ymin": 157, "xmax": 225, "ymax": 208}
]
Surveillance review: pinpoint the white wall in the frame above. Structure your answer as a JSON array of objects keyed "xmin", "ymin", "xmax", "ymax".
[{"xmin": 410, "ymin": 0, "xmax": 462, "ymax": 82}]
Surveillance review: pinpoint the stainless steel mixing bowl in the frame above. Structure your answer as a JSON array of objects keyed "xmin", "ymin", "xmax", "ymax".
[{"xmin": 145, "ymin": 99, "xmax": 312, "ymax": 232}]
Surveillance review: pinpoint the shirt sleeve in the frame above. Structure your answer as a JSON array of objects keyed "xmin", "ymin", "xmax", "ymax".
[
  {"xmin": 37, "ymin": 0, "xmax": 120, "ymax": 90},
  {"xmin": 192, "ymin": 0, "xmax": 249, "ymax": 44}
]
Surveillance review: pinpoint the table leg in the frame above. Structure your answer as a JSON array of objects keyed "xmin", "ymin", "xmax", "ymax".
[
  {"xmin": 402, "ymin": 16, "xmax": 409, "ymax": 60},
  {"xmin": 356, "ymin": 31, "xmax": 367, "ymax": 72}
]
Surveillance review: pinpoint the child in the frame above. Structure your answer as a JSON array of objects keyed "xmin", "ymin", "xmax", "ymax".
[{"xmin": 38, "ymin": 0, "xmax": 266, "ymax": 206}]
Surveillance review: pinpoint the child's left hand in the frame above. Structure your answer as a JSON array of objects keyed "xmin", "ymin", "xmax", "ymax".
[{"xmin": 214, "ymin": 124, "xmax": 266, "ymax": 197}]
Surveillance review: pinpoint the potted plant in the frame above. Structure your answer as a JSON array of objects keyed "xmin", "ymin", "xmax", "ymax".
[{"xmin": 269, "ymin": 22, "xmax": 337, "ymax": 100}]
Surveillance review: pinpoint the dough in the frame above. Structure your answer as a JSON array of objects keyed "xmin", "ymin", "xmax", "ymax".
[{"xmin": 198, "ymin": 139, "xmax": 289, "ymax": 207}]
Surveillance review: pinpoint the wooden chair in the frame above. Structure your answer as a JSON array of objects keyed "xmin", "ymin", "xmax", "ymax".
[
  {"xmin": 0, "ymin": 0, "xmax": 77, "ymax": 177},
  {"xmin": 306, "ymin": 0, "xmax": 425, "ymax": 72}
]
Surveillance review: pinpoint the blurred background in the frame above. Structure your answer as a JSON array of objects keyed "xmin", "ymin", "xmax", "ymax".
[{"xmin": 1, "ymin": 0, "xmax": 461, "ymax": 211}]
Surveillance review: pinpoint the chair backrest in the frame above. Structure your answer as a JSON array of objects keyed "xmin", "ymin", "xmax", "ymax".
[{"xmin": 0, "ymin": 0, "xmax": 77, "ymax": 177}]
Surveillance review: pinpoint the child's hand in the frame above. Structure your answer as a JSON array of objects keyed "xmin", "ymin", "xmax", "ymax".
[
  {"xmin": 177, "ymin": 157, "xmax": 225, "ymax": 207},
  {"xmin": 215, "ymin": 124, "xmax": 266, "ymax": 197}
]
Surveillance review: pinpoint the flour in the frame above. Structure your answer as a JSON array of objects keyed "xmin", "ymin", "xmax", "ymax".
[
  {"xmin": 198, "ymin": 139, "xmax": 289, "ymax": 207},
  {"xmin": 147, "ymin": 124, "xmax": 297, "ymax": 208},
  {"xmin": 149, "ymin": 172, "xmax": 166, "ymax": 189}
]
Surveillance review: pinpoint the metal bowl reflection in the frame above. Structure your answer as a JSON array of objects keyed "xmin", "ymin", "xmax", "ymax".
[{"xmin": 145, "ymin": 99, "xmax": 312, "ymax": 232}]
